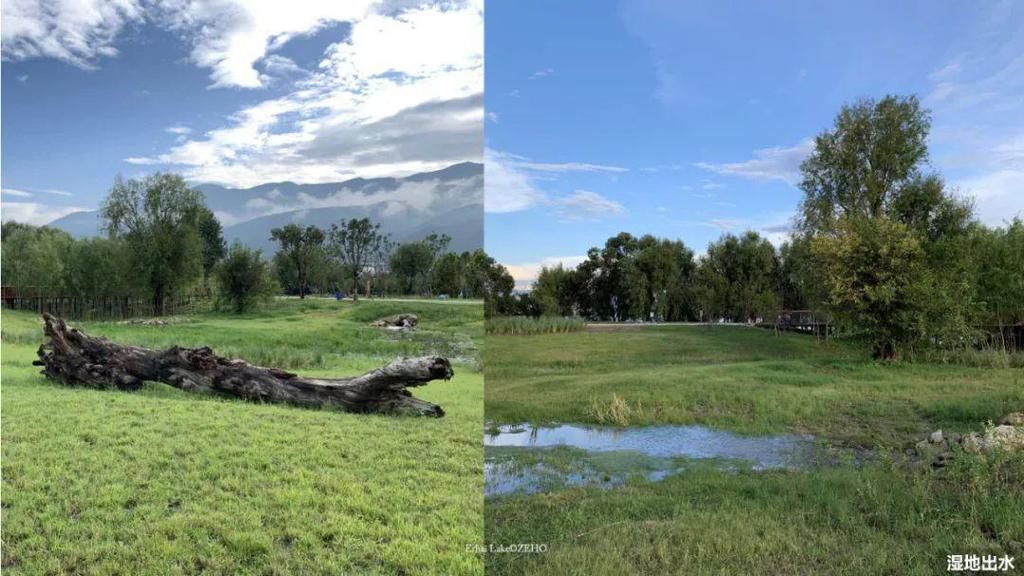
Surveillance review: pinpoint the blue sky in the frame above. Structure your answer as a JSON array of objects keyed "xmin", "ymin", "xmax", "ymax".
[
  {"xmin": 485, "ymin": 0, "xmax": 1024, "ymax": 288},
  {"xmin": 2, "ymin": 0, "xmax": 482, "ymax": 225}
]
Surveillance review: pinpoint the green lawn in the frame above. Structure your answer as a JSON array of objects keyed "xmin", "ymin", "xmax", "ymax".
[
  {"xmin": 2, "ymin": 299, "xmax": 484, "ymax": 575},
  {"xmin": 485, "ymin": 325, "xmax": 1024, "ymax": 575},
  {"xmin": 485, "ymin": 325, "xmax": 1024, "ymax": 447}
]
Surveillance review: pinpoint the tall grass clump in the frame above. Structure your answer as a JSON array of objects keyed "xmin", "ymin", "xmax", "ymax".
[
  {"xmin": 486, "ymin": 316, "xmax": 586, "ymax": 336},
  {"xmin": 905, "ymin": 345, "xmax": 1024, "ymax": 369},
  {"xmin": 586, "ymin": 393, "xmax": 645, "ymax": 426}
]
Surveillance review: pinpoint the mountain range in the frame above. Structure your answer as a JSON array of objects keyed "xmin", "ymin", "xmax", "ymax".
[{"xmin": 47, "ymin": 163, "xmax": 483, "ymax": 256}]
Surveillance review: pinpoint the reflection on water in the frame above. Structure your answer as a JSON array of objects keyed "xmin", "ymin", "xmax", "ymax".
[{"xmin": 484, "ymin": 423, "xmax": 823, "ymax": 497}]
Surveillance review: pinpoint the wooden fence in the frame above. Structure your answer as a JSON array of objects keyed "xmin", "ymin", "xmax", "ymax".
[
  {"xmin": 760, "ymin": 310, "xmax": 833, "ymax": 337},
  {"xmin": 1, "ymin": 294, "xmax": 211, "ymax": 320},
  {"xmin": 762, "ymin": 310, "xmax": 1024, "ymax": 351}
]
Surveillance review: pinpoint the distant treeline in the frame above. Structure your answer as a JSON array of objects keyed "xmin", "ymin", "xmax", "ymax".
[
  {"xmin": 492, "ymin": 95, "xmax": 1024, "ymax": 360},
  {"xmin": 2, "ymin": 173, "xmax": 506, "ymax": 316}
]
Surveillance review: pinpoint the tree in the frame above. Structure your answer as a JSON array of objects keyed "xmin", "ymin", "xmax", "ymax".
[
  {"xmin": 389, "ymin": 242, "xmax": 435, "ymax": 295},
  {"xmin": 425, "ymin": 233, "xmax": 451, "ymax": 260},
  {"xmin": 798, "ymin": 95, "xmax": 931, "ymax": 234},
  {"xmin": 328, "ymin": 218, "xmax": 391, "ymax": 301},
  {"xmin": 101, "ymin": 173, "xmax": 205, "ymax": 314},
  {"xmin": 970, "ymin": 219, "xmax": 1024, "ymax": 329},
  {"xmin": 797, "ymin": 95, "xmax": 977, "ymax": 358},
  {"xmin": 64, "ymin": 237, "xmax": 133, "ymax": 298},
  {"xmin": 777, "ymin": 235, "xmax": 820, "ymax": 311},
  {"xmin": 431, "ymin": 252, "xmax": 465, "ymax": 297},
  {"xmin": 195, "ymin": 206, "xmax": 226, "ymax": 285},
  {"xmin": 483, "ymin": 257, "xmax": 515, "ymax": 317},
  {"xmin": 462, "ymin": 250, "xmax": 492, "ymax": 299},
  {"xmin": 624, "ymin": 236, "xmax": 697, "ymax": 321},
  {"xmin": 695, "ymin": 232, "xmax": 778, "ymax": 322},
  {"xmin": 1, "ymin": 222, "xmax": 73, "ymax": 294},
  {"xmin": 216, "ymin": 242, "xmax": 277, "ymax": 313},
  {"xmin": 270, "ymin": 224, "xmax": 325, "ymax": 299},
  {"xmin": 533, "ymin": 264, "xmax": 574, "ymax": 316},
  {"xmin": 812, "ymin": 217, "xmax": 930, "ymax": 360}
]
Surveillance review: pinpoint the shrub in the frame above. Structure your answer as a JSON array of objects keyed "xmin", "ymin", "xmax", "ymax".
[{"xmin": 215, "ymin": 242, "xmax": 278, "ymax": 313}]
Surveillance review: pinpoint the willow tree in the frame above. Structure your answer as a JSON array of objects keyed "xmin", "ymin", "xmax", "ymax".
[
  {"xmin": 798, "ymin": 95, "xmax": 975, "ymax": 359},
  {"xmin": 101, "ymin": 173, "xmax": 205, "ymax": 315}
]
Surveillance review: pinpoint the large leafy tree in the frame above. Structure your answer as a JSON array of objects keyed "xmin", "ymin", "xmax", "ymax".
[
  {"xmin": 195, "ymin": 206, "xmax": 226, "ymax": 285},
  {"xmin": 812, "ymin": 217, "xmax": 930, "ymax": 359},
  {"xmin": 970, "ymin": 219, "xmax": 1024, "ymax": 329},
  {"xmin": 216, "ymin": 242, "xmax": 276, "ymax": 313},
  {"xmin": 1, "ymin": 222, "xmax": 74, "ymax": 294},
  {"xmin": 389, "ymin": 242, "xmax": 435, "ymax": 295},
  {"xmin": 798, "ymin": 95, "xmax": 976, "ymax": 358},
  {"xmin": 482, "ymin": 256, "xmax": 515, "ymax": 317},
  {"xmin": 270, "ymin": 224, "xmax": 325, "ymax": 299},
  {"xmin": 430, "ymin": 252, "xmax": 465, "ymax": 297},
  {"xmin": 695, "ymin": 232, "xmax": 778, "ymax": 322},
  {"xmin": 328, "ymin": 218, "xmax": 391, "ymax": 300},
  {"xmin": 623, "ymin": 236, "xmax": 697, "ymax": 321},
  {"xmin": 533, "ymin": 264, "xmax": 575, "ymax": 316},
  {"xmin": 64, "ymin": 237, "xmax": 133, "ymax": 298},
  {"xmin": 101, "ymin": 173, "xmax": 205, "ymax": 314}
]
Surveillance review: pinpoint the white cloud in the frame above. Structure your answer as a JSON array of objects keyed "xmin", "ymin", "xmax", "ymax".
[
  {"xmin": 692, "ymin": 213, "xmax": 795, "ymax": 246},
  {"xmin": 505, "ymin": 255, "xmax": 587, "ymax": 291},
  {"xmin": 556, "ymin": 190, "xmax": 625, "ymax": 219},
  {"xmin": 1, "ymin": 201, "xmax": 87, "ymax": 225},
  {"xmin": 695, "ymin": 139, "xmax": 814, "ymax": 185},
  {"xmin": 1, "ymin": 0, "xmax": 143, "ymax": 69},
  {"xmin": 954, "ymin": 169, "xmax": 1024, "ymax": 226},
  {"xmin": 485, "ymin": 149, "xmax": 629, "ymax": 214},
  {"xmin": 487, "ymin": 111, "xmax": 499, "ymax": 123},
  {"xmin": 502, "ymin": 156, "xmax": 628, "ymax": 174},
  {"xmin": 2, "ymin": 187, "xmax": 73, "ymax": 198},
  {"xmin": 2, "ymin": 1, "xmax": 479, "ymax": 92},
  {"xmin": 529, "ymin": 68, "xmax": 554, "ymax": 80},
  {"xmin": 218, "ymin": 175, "xmax": 481, "ymax": 226},
  {"xmin": 260, "ymin": 54, "xmax": 305, "ymax": 78},
  {"xmin": 165, "ymin": 125, "xmax": 191, "ymax": 135},
  {"xmin": 41, "ymin": 188, "xmax": 73, "ymax": 197},
  {"xmin": 123, "ymin": 1, "xmax": 483, "ymax": 187},
  {"xmin": 485, "ymin": 148, "xmax": 547, "ymax": 213},
  {"xmin": 155, "ymin": 1, "xmax": 380, "ymax": 89}
]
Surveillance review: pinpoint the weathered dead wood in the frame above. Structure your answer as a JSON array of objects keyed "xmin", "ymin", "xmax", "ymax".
[
  {"xmin": 372, "ymin": 313, "xmax": 418, "ymax": 329},
  {"xmin": 33, "ymin": 314, "xmax": 452, "ymax": 417}
]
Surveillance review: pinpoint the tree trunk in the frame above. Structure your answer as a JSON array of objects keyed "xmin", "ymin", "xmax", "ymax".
[{"xmin": 33, "ymin": 314, "xmax": 452, "ymax": 417}]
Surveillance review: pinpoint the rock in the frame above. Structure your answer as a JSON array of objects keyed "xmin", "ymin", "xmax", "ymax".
[
  {"xmin": 915, "ymin": 440, "xmax": 943, "ymax": 460},
  {"xmin": 961, "ymin": 432, "xmax": 984, "ymax": 454},
  {"xmin": 946, "ymin": 432, "xmax": 962, "ymax": 445},
  {"xmin": 987, "ymin": 425, "xmax": 1024, "ymax": 452},
  {"xmin": 999, "ymin": 413, "xmax": 1024, "ymax": 426},
  {"xmin": 929, "ymin": 430, "xmax": 943, "ymax": 444},
  {"xmin": 958, "ymin": 426, "xmax": 1024, "ymax": 455}
]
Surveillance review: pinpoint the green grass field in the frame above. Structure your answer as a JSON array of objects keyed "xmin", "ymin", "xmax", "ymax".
[
  {"xmin": 485, "ymin": 325, "xmax": 1023, "ymax": 446},
  {"xmin": 485, "ymin": 325, "xmax": 1024, "ymax": 575},
  {"xmin": 2, "ymin": 299, "xmax": 484, "ymax": 575}
]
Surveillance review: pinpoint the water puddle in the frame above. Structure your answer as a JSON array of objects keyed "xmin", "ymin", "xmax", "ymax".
[{"xmin": 485, "ymin": 423, "xmax": 828, "ymax": 497}]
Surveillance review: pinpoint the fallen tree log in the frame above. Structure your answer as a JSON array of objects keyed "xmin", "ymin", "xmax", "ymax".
[{"xmin": 33, "ymin": 314, "xmax": 452, "ymax": 417}]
